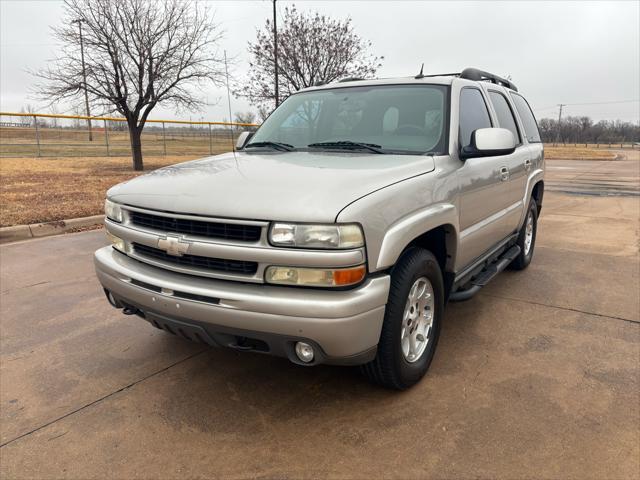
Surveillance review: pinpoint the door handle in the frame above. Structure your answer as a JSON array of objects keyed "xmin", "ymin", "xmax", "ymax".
[
  {"xmin": 524, "ymin": 159, "xmax": 532, "ymax": 171},
  {"xmin": 499, "ymin": 166, "xmax": 510, "ymax": 182}
]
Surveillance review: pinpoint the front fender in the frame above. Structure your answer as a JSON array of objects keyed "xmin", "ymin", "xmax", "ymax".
[{"xmin": 336, "ymin": 170, "xmax": 460, "ymax": 273}]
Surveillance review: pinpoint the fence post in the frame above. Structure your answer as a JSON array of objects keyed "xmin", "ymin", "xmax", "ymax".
[
  {"xmin": 162, "ymin": 122, "xmax": 167, "ymax": 156},
  {"xmin": 104, "ymin": 119, "xmax": 110, "ymax": 156},
  {"xmin": 33, "ymin": 115, "xmax": 41, "ymax": 157},
  {"xmin": 208, "ymin": 124, "xmax": 213, "ymax": 155}
]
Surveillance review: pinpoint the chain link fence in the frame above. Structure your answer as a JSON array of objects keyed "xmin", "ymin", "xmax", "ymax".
[{"xmin": 0, "ymin": 112, "xmax": 258, "ymax": 158}]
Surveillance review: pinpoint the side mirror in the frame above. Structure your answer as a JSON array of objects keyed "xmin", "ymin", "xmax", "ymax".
[
  {"xmin": 460, "ymin": 128, "xmax": 516, "ymax": 159},
  {"xmin": 235, "ymin": 131, "xmax": 254, "ymax": 150}
]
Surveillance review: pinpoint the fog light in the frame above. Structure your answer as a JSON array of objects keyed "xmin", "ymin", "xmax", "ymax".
[{"xmin": 295, "ymin": 342, "xmax": 315, "ymax": 363}]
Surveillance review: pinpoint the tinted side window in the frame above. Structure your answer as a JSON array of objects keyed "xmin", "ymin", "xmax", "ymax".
[
  {"xmin": 511, "ymin": 93, "xmax": 541, "ymax": 143},
  {"xmin": 489, "ymin": 91, "xmax": 520, "ymax": 143},
  {"xmin": 459, "ymin": 88, "xmax": 492, "ymax": 148}
]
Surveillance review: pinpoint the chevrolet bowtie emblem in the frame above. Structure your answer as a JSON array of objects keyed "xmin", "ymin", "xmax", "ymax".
[{"xmin": 157, "ymin": 235, "xmax": 190, "ymax": 256}]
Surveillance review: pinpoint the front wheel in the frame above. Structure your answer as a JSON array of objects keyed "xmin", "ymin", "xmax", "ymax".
[
  {"xmin": 361, "ymin": 248, "xmax": 444, "ymax": 390},
  {"xmin": 511, "ymin": 200, "xmax": 538, "ymax": 270}
]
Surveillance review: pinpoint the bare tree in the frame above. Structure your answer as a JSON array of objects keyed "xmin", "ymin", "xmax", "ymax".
[
  {"xmin": 21, "ymin": 104, "xmax": 43, "ymax": 127},
  {"xmin": 237, "ymin": 5, "xmax": 383, "ymax": 112},
  {"xmin": 35, "ymin": 0, "xmax": 225, "ymax": 170},
  {"xmin": 256, "ymin": 105, "xmax": 271, "ymax": 123},
  {"xmin": 538, "ymin": 115, "xmax": 639, "ymax": 143},
  {"xmin": 48, "ymin": 105, "xmax": 60, "ymax": 128},
  {"xmin": 233, "ymin": 111, "xmax": 256, "ymax": 125}
]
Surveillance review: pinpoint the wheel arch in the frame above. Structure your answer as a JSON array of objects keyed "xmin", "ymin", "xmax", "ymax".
[
  {"xmin": 402, "ymin": 225, "xmax": 456, "ymax": 273},
  {"xmin": 375, "ymin": 203, "xmax": 459, "ymax": 274},
  {"xmin": 531, "ymin": 180, "xmax": 544, "ymax": 215}
]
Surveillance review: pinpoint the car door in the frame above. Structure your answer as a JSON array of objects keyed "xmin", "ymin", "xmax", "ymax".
[
  {"xmin": 486, "ymin": 89, "xmax": 530, "ymax": 233},
  {"xmin": 456, "ymin": 86, "xmax": 515, "ymax": 270}
]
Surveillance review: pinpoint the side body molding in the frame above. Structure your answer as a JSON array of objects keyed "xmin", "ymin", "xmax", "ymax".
[{"xmin": 376, "ymin": 203, "xmax": 459, "ymax": 270}]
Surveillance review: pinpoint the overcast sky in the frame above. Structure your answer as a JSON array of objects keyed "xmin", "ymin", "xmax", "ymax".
[{"xmin": 1, "ymin": 0, "xmax": 638, "ymax": 123}]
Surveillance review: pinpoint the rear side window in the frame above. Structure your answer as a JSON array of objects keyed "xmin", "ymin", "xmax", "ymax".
[
  {"xmin": 489, "ymin": 91, "xmax": 520, "ymax": 144},
  {"xmin": 510, "ymin": 93, "xmax": 541, "ymax": 143},
  {"xmin": 459, "ymin": 88, "xmax": 492, "ymax": 148}
]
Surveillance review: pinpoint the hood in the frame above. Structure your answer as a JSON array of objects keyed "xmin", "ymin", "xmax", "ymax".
[{"xmin": 108, "ymin": 151, "xmax": 436, "ymax": 223}]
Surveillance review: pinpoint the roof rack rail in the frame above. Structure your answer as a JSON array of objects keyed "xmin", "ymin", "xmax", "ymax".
[
  {"xmin": 417, "ymin": 72, "xmax": 461, "ymax": 78},
  {"xmin": 459, "ymin": 67, "xmax": 518, "ymax": 92},
  {"xmin": 338, "ymin": 77, "xmax": 365, "ymax": 83}
]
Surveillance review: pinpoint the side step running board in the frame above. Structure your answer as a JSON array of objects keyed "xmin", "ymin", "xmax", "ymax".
[{"xmin": 449, "ymin": 245, "xmax": 521, "ymax": 302}]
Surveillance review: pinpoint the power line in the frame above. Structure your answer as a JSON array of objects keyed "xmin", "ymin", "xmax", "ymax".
[
  {"xmin": 535, "ymin": 99, "xmax": 640, "ymax": 117},
  {"xmin": 562, "ymin": 99, "xmax": 639, "ymax": 106}
]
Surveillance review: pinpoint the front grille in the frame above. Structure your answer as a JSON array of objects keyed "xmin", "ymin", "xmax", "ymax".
[
  {"xmin": 133, "ymin": 243, "xmax": 258, "ymax": 275},
  {"xmin": 129, "ymin": 211, "xmax": 261, "ymax": 242}
]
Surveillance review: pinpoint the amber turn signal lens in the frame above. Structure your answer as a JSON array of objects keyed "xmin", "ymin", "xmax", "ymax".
[
  {"xmin": 332, "ymin": 265, "xmax": 366, "ymax": 286},
  {"xmin": 265, "ymin": 265, "xmax": 367, "ymax": 287}
]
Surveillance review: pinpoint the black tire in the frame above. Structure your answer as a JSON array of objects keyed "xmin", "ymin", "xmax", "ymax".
[
  {"xmin": 511, "ymin": 200, "xmax": 538, "ymax": 270},
  {"xmin": 361, "ymin": 248, "xmax": 444, "ymax": 390}
]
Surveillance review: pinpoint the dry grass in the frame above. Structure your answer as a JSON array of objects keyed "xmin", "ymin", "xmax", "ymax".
[
  {"xmin": 543, "ymin": 145, "xmax": 619, "ymax": 160},
  {"xmin": 0, "ymin": 144, "xmax": 632, "ymax": 228},
  {"xmin": 0, "ymin": 155, "xmax": 199, "ymax": 226}
]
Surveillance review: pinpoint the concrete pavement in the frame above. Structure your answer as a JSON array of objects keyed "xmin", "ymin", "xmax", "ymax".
[{"xmin": 0, "ymin": 156, "xmax": 638, "ymax": 479}]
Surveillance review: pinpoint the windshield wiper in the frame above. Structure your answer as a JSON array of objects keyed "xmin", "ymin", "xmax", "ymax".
[
  {"xmin": 245, "ymin": 141, "xmax": 295, "ymax": 151},
  {"xmin": 307, "ymin": 141, "xmax": 384, "ymax": 154}
]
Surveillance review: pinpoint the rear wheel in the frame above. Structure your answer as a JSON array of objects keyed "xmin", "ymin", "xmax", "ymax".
[
  {"xmin": 511, "ymin": 200, "xmax": 538, "ymax": 270},
  {"xmin": 361, "ymin": 248, "xmax": 444, "ymax": 390}
]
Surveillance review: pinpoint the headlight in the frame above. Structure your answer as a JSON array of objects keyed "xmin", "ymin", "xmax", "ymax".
[
  {"xmin": 104, "ymin": 199, "xmax": 123, "ymax": 223},
  {"xmin": 265, "ymin": 265, "xmax": 366, "ymax": 287},
  {"xmin": 106, "ymin": 231, "xmax": 128, "ymax": 253},
  {"xmin": 269, "ymin": 223, "xmax": 364, "ymax": 249}
]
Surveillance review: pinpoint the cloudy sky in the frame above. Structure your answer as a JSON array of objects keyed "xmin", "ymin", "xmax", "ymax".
[{"xmin": 1, "ymin": 0, "xmax": 638, "ymax": 123}]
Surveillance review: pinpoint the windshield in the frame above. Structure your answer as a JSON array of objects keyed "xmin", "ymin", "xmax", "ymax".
[{"xmin": 250, "ymin": 84, "xmax": 448, "ymax": 154}]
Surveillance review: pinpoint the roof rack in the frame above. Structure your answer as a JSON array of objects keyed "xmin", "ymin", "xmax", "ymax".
[
  {"xmin": 338, "ymin": 77, "xmax": 366, "ymax": 83},
  {"xmin": 459, "ymin": 67, "xmax": 518, "ymax": 92},
  {"xmin": 411, "ymin": 68, "xmax": 517, "ymax": 91}
]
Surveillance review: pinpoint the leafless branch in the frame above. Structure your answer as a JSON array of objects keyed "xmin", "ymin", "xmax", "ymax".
[
  {"xmin": 235, "ymin": 5, "xmax": 383, "ymax": 113},
  {"xmin": 33, "ymin": 0, "xmax": 225, "ymax": 170}
]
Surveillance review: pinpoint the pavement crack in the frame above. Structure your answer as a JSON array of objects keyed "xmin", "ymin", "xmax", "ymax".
[
  {"xmin": 47, "ymin": 431, "xmax": 68, "ymax": 441},
  {"xmin": 479, "ymin": 292, "xmax": 640, "ymax": 325},
  {"xmin": 0, "ymin": 348, "xmax": 208, "ymax": 449},
  {"xmin": 0, "ymin": 281, "xmax": 51, "ymax": 295}
]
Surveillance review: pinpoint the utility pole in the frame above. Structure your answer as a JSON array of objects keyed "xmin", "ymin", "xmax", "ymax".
[
  {"xmin": 224, "ymin": 50, "xmax": 235, "ymax": 149},
  {"xmin": 272, "ymin": 0, "xmax": 279, "ymax": 108},
  {"xmin": 555, "ymin": 103, "xmax": 565, "ymax": 145},
  {"xmin": 73, "ymin": 19, "xmax": 93, "ymax": 141}
]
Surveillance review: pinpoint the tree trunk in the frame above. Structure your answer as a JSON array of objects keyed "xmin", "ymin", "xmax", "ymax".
[{"xmin": 128, "ymin": 123, "xmax": 144, "ymax": 171}]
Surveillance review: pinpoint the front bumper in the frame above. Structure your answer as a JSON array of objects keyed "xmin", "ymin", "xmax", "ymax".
[{"xmin": 94, "ymin": 247, "xmax": 390, "ymax": 365}]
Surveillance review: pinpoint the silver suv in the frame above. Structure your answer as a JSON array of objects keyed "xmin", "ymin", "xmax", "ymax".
[{"xmin": 95, "ymin": 68, "xmax": 544, "ymax": 389}]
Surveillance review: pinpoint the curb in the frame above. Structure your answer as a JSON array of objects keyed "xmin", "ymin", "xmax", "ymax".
[{"xmin": 0, "ymin": 215, "xmax": 105, "ymax": 244}]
